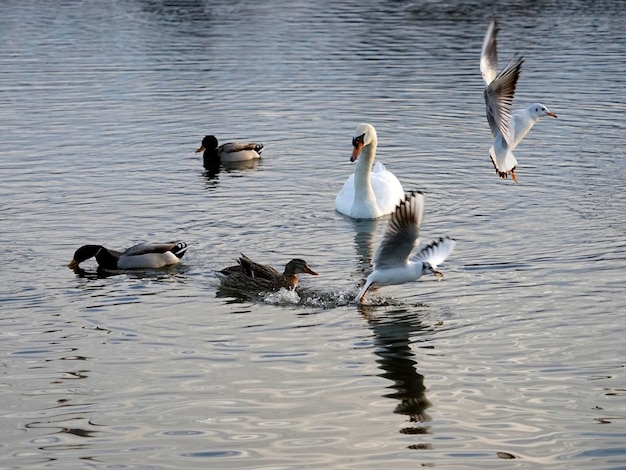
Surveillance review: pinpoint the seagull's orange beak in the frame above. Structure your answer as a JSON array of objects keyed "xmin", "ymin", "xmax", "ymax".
[
  {"xmin": 195, "ymin": 145, "xmax": 205, "ymax": 153},
  {"xmin": 547, "ymin": 112, "xmax": 557, "ymax": 118}
]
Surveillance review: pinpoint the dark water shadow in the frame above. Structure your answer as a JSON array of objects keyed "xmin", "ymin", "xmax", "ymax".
[
  {"xmin": 69, "ymin": 264, "xmax": 190, "ymax": 281},
  {"xmin": 362, "ymin": 306, "xmax": 436, "ymax": 443},
  {"xmin": 202, "ymin": 159, "xmax": 262, "ymax": 187}
]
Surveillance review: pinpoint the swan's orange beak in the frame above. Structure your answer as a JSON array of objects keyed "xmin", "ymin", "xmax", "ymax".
[
  {"xmin": 547, "ymin": 112, "xmax": 557, "ymax": 118},
  {"xmin": 195, "ymin": 145, "xmax": 205, "ymax": 153},
  {"xmin": 68, "ymin": 259, "xmax": 79, "ymax": 269},
  {"xmin": 351, "ymin": 141, "xmax": 363, "ymax": 162}
]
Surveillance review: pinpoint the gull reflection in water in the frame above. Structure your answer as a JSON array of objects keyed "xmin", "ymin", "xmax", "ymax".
[{"xmin": 362, "ymin": 307, "xmax": 435, "ymax": 440}]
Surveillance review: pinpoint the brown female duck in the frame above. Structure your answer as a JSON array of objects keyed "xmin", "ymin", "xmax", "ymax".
[{"xmin": 219, "ymin": 254, "xmax": 318, "ymax": 292}]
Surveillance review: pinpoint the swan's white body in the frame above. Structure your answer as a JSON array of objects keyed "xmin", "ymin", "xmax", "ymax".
[
  {"xmin": 481, "ymin": 19, "xmax": 557, "ymax": 181},
  {"xmin": 335, "ymin": 123, "xmax": 405, "ymax": 219},
  {"xmin": 356, "ymin": 192, "xmax": 455, "ymax": 303}
]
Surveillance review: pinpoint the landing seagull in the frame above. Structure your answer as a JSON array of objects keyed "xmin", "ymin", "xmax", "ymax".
[
  {"xmin": 481, "ymin": 19, "xmax": 557, "ymax": 182},
  {"xmin": 356, "ymin": 191, "xmax": 455, "ymax": 303}
]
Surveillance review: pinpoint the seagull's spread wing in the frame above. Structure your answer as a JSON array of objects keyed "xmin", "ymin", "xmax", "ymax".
[
  {"xmin": 373, "ymin": 192, "xmax": 424, "ymax": 270},
  {"xmin": 482, "ymin": 19, "xmax": 524, "ymax": 144},
  {"xmin": 480, "ymin": 19, "xmax": 499, "ymax": 85},
  {"xmin": 411, "ymin": 237, "xmax": 456, "ymax": 269},
  {"xmin": 485, "ymin": 55, "xmax": 524, "ymax": 142}
]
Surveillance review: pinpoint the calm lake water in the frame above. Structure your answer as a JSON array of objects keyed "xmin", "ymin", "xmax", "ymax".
[{"xmin": 1, "ymin": 0, "xmax": 625, "ymax": 468}]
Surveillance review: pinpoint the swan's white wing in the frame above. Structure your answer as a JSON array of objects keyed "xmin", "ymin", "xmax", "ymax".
[
  {"xmin": 334, "ymin": 173, "xmax": 356, "ymax": 215},
  {"xmin": 370, "ymin": 162, "xmax": 405, "ymax": 215},
  {"xmin": 480, "ymin": 19, "xmax": 499, "ymax": 85},
  {"xmin": 411, "ymin": 237, "xmax": 456, "ymax": 269},
  {"xmin": 373, "ymin": 192, "xmax": 424, "ymax": 270}
]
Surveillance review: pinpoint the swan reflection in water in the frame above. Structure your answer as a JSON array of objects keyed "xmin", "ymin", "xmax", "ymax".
[
  {"xmin": 362, "ymin": 307, "xmax": 435, "ymax": 439},
  {"xmin": 348, "ymin": 217, "xmax": 381, "ymax": 277}
]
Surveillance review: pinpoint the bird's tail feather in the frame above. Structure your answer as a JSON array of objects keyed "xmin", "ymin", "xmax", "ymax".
[
  {"xmin": 489, "ymin": 146, "xmax": 517, "ymax": 180},
  {"xmin": 171, "ymin": 242, "xmax": 188, "ymax": 259}
]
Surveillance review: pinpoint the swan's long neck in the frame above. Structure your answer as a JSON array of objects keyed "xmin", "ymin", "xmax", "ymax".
[{"xmin": 353, "ymin": 141, "xmax": 378, "ymax": 212}]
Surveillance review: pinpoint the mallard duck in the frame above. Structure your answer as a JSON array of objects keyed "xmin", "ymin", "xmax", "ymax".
[
  {"xmin": 68, "ymin": 241, "xmax": 188, "ymax": 270},
  {"xmin": 356, "ymin": 192, "xmax": 455, "ymax": 303},
  {"xmin": 195, "ymin": 135, "xmax": 264, "ymax": 167},
  {"xmin": 335, "ymin": 123, "xmax": 405, "ymax": 219},
  {"xmin": 481, "ymin": 19, "xmax": 557, "ymax": 182},
  {"xmin": 219, "ymin": 254, "xmax": 318, "ymax": 292}
]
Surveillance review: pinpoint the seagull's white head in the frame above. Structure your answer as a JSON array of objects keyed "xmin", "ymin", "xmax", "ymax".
[
  {"xmin": 529, "ymin": 103, "xmax": 558, "ymax": 119},
  {"xmin": 422, "ymin": 262, "xmax": 443, "ymax": 280}
]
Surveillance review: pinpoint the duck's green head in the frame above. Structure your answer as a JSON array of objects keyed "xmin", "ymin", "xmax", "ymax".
[
  {"xmin": 195, "ymin": 135, "xmax": 219, "ymax": 154},
  {"xmin": 68, "ymin": 245, "xmax": 103, "ymax": 269}
]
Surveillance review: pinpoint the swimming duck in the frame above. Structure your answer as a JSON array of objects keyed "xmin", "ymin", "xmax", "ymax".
[
  {"xmin": 196, "ymin": 135, "xmax": 264, "ymax": 167},
  {"xmin": 219, "ymin": 254, "xmax": 318, "ymax": 292},
  {"xmin": 335, "ymin": 123, "xmax": 405, "ymax": 219},
  {"xmin": 481, "ymin": 19, "xmax": 557, "ymax": 181},
  {"xmin": 356, "ymin": 192, "xmax": 455, "ymax": 303},
  {"xmin": 68, "ymin": 241, "xmax": 188, "ymax": 270}
]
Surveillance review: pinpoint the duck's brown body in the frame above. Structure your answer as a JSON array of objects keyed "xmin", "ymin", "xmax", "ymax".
[{"xmin": 219, "ymin": 254, "xmax": 317, "ymax": 292}]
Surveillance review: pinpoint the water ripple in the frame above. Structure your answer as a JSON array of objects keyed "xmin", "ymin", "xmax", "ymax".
[{"xmin": 1, "ymin": 0, "xmax": 625, "ymax": 468}]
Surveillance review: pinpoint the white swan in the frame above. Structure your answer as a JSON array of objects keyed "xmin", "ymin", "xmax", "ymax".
[{"xmin": 335, "ymin": 123, "xmax": 405, "ymax": 219}]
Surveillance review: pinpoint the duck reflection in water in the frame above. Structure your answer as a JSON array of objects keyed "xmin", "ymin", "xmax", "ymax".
[
  {"xmin": 363, "ymin": 307, "xmax": 434, "ymax": 438},
  {"xmin": 202, "ymin": 158, "xmax": 261, "ymax": 183}
]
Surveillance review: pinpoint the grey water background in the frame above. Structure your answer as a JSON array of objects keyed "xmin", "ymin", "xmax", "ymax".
[{"xmin": 1, "ymin": 0, "xmax": 625, "ymax": 468}]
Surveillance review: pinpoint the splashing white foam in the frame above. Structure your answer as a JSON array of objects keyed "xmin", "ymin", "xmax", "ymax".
[{"xmin": 263, "ymin": 288, "xmax": 301, "ymax": 305}]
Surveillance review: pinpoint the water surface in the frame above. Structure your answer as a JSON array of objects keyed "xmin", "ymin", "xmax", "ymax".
[{"xmin": 1, "ymin": 0, "xmax": 625, "ymax": 468}]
